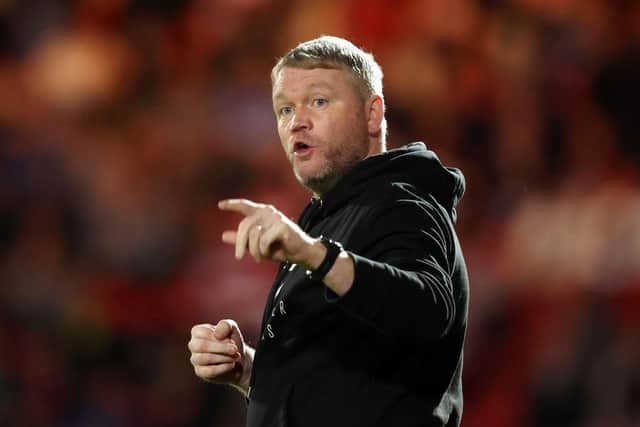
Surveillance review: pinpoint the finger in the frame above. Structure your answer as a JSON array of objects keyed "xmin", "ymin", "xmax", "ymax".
[
  {"xmin": 222, "ymin": 230, "xmax": 237, "ymax": 245},
  {"xmin": 190, "ymin": 327, "xmax": 235, "ymax": 347},
  {"xmin": 213, "ymin": 319, "xmax": 235, "ymax": 340},
  {"xmin": 218, "ymin": 199, "xmax": 260, "ymax": 216},
  {"xmin": 217, "ymin": 319, "xmax": 245, "ymax": 352},
  {"xmin": 235, "ymin": 216, "xmax": 262, "ymax": 259},
  {"xmin": 195, "ymin": 362, "xmax": 235, "ymax": 379},
  {"xmin": 259, "ymin": 223, "xmax": 287, "ymax": 262},
  {"xmin": 258, "ymin": 224, "xmax": 277, "ymax": 257},
  {"xmin": 191, "ymin": 324, "xmax": 216, "ymax": 339},
  {"xmin": 248, "ymin": 225, "xmax": 263, "ymax": 262},
  {"xmin": 190, "ymin": 352, "xmax": 239, "ymax": 366},
  {"xmin": 188, "ymin": 338, "xmax": 238, "ymax": 355}
]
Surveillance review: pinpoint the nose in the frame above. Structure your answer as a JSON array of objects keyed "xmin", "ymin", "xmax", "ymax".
[{"xmin": 291, "ymin": 108, "xmax": 312, "ymax": 132}]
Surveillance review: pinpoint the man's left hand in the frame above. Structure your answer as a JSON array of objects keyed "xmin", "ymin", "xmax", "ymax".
[{"xmin": 219, "ymin": 199, "xmax": 324, "ymax": 267}]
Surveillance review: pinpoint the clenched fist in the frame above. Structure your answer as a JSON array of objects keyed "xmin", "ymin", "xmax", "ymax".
[{"xmin": 188, "ymin": 319, "xmax": 254, "ymax": 393}]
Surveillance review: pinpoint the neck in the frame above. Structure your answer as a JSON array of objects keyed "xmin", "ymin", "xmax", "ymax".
[{"xmin": 367, "ymin": 137, "xmax": 386, "ymax": 157}]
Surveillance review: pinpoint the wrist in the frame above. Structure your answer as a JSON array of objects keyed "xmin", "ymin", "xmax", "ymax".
[
  {"xmin": 238, "ymin": 345, "xmax": 254, "ymax": 388},
  {"xmin": 323, "ymin": 250, "xmax": 354, "ymax": 296},
  {"xmin": 230, "ymin": 345, "xmax": 254, "ymax": 397},
  {"xmin": 301, "ymin": 238, "xmax": 327, "ymax": 271},
  {"xmin": 306, "ymin": 237, "xmax": 343, "ymax": 282}
]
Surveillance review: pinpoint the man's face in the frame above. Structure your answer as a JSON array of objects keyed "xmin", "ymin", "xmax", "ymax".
[{"xmin": 272, "ymin": 66, "xmax": 371, "ymax": 195}]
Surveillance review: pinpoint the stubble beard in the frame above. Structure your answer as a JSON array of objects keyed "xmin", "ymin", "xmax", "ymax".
[{"xmin": 295, "ymin": 125, "xmax": 370, "ymax": 196}]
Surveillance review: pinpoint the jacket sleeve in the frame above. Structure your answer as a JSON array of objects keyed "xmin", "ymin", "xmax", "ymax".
[{"xmin": 325, "ymin": 195, "xmax": 459, "ymax": 345}]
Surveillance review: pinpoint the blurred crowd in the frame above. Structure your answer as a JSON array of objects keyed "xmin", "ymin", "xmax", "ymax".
[{"xmin": 0, "ymin": 0, "xmax": 638, "ymax": 426}]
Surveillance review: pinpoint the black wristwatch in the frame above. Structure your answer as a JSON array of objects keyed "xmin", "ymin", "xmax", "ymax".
[{"xmin": 307, "ymin": 237, "xmax": 343, "ymax": 281}]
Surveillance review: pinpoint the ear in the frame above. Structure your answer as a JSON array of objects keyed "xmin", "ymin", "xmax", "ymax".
[{"xmin": 366, "ymin": 95, "xmax": 384, "ymax": 137}]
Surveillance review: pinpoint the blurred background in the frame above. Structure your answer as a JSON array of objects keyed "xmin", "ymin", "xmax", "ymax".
[{"xmin": 0, "ymin": 0, "xmax": 639, "ymax": 426}]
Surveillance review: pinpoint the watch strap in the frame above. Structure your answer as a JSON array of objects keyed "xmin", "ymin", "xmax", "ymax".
[{"xmin": 307, "ymin": 237, "xmax": 343, "ymax": 281}]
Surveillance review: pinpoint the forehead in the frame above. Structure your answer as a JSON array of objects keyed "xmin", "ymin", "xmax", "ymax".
[{"xmin": 272, "ymin": 66, "xmax": 358, "ymax": 99}]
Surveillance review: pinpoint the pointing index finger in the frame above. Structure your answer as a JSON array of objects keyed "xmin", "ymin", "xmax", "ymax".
[{"xmin": 218, "ymin": 199, "xmax": 260, "ymax": 216}]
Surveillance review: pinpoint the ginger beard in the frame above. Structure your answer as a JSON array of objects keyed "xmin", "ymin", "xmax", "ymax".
[{"xmin": 289, "ymin": 108, "xmax": 370, "ymax": 195}]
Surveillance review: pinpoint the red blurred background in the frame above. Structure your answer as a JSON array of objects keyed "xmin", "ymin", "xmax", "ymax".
[{"xmin": 0, "ymin": 0, "xmax": 639, "ymax": 426}]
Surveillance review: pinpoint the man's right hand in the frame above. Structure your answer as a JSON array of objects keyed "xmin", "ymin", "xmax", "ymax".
[{"xmin": 188, "ymin": 320, "xmax": 253, "ymax": 393}]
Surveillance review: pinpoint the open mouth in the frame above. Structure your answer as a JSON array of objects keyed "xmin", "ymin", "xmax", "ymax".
[{"xmin": 293, "ymin": 142, "xmax": 313, "ymax": 157}]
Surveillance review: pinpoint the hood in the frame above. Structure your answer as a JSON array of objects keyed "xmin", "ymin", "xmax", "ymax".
[{"xmin": 305, "ymin": 142, "xmax": 465, "ymax": 225}]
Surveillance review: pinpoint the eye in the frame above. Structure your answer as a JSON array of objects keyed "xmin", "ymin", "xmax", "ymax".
[
  {"xmin": 312, "ymin": 98, "xmax": 328, "ymax": 108},
  {"xmin": 279, "ymin": 105, "xmax": 293, "ymax": 116}
]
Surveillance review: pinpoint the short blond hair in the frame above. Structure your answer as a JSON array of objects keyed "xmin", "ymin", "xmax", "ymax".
[{"xmin": 272, "ymin": 36, "xmax": 384, "ymax": 100}]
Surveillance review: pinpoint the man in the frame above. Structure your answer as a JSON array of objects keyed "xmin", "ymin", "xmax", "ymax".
[{"xmin": 188, "ymin": 36, "xmax": 469, "ymax": 427}]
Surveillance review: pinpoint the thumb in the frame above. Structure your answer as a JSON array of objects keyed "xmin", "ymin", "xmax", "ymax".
[
  {"xmin": 214, "ymin": 319, "xmax": 245, "ymax": 352},
  {"xmin": 213, "ymin": 319, "xmax": 234, "ymax": 340}
]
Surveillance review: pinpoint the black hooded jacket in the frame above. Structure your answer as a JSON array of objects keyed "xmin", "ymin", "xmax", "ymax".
[{"xmin": 246, "ymin": 142, "xmax": 469, "ymax": 427}]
